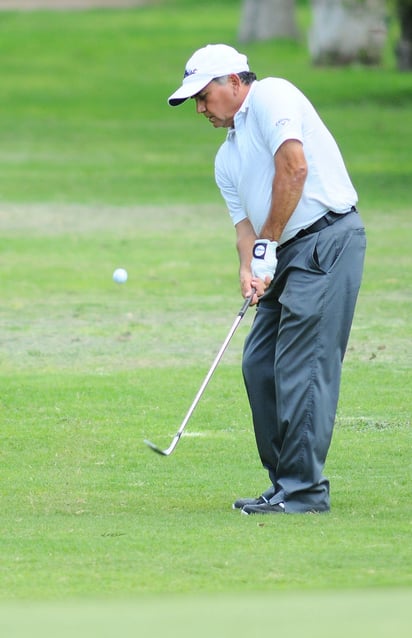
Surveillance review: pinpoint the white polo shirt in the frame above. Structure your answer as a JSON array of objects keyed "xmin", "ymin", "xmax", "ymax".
[{"xmin": 214, "ymin": 78, "xmax": 357, "ymax": 244}]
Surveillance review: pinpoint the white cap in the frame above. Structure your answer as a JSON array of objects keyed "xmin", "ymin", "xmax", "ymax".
[{"xmin": 168, "ymin": 44, "xmax": 249, "ymax": 106}]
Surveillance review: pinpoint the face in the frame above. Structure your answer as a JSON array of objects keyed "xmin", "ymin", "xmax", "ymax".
[{"xmin": 192, "ymin": 76, "xmax": 242, "ymax": 128}]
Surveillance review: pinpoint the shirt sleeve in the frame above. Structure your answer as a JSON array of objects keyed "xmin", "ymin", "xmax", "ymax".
[
  {"xmin": 251, "ymin": 79, "xmax": 304, "ymax": 156},
  {"xmin": 214, "ymin": 146, "xmax": 247, "ymax": 227}
]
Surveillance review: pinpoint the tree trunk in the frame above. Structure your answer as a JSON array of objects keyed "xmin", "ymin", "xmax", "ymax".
[
  {"xmin": 308, "ymin": 0, "xmax": 387, "ymax": 66},
  {"xmin": 396, "ymin": 0, "xmax": 412, "ymax": 69},
  {"xmin": 238, "ymin": 0, "xmax": 299, "ymax": 43}
]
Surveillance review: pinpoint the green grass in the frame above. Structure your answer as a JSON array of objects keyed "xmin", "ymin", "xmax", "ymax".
[
  {"xmin": 0, "ymin": 1, "xmax": 411, "ymax": 206},
  {"xmin": 1, "ymin": 590, "xmax": 411, "ymax": 638},
  {"xmin": 0, "ymin": 1, "xmax": 411, "ymax": 634}
]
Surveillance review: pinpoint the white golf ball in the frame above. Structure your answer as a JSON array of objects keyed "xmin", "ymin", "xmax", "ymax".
[{"xmin": 113, "ymin": 268, "xmax": 128, "ymax": 284}]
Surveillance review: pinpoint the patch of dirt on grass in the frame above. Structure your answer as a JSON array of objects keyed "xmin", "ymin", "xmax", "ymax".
[{"xmin": 0, "ymin": 202, "xmax": 226, "ymax": 237}]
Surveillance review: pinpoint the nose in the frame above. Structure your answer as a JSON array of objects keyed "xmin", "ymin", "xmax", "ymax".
[{"xmin": 196, "ymin": 99, "xmax": 206, "ymax": 114}]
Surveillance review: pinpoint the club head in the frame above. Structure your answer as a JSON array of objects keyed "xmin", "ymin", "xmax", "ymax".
[
  {"xmin": 144, "ymin": 439, "xmax": 169, "ymax": 456},
  {"xmin": 144, "ymin": 432, "xmax": 182, "ymax": 456}
]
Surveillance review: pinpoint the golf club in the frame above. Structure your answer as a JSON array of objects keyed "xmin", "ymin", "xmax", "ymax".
[{"xmin": 144, "ymin": 290, "xmax": 256, "ymax": 456}]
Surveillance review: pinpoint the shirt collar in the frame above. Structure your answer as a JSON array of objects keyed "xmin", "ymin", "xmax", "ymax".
[{"xmin": 227, "ymin": 81, "xmax": 256, "ymax": 140}]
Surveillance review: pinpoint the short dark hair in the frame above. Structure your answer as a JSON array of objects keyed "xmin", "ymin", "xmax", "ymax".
[
  {"xmin": 238, "ymin": 71, "xmax": 257, "ymax": 84},
  {"xmin": 213, "ymin": 71, "xmax": 257, "ymax": 86}
]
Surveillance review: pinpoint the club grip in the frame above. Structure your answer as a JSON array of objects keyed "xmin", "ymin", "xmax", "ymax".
[{"xmin": 238, "ymin": 288, "xmax": 256, "ymax": 317}]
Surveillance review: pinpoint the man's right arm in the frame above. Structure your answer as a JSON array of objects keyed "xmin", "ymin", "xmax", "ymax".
[{"xmin": 235, "ymin": 218, "xmax": 267, "ymax": 303}]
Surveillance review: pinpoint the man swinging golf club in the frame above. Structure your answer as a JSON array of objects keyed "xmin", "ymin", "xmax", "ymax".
[{"xmin": 168, "ymin": 44, "xmax": 366, "ymax": 514}]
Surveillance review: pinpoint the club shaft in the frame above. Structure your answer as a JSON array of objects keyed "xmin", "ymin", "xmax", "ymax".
[
  {"xmin": 175, "ymin": 313, "xmax": 244, "ymax": 436},
  {"xmin": 145, "ymin": 290, "xmax": 255, "ymax": 455}
]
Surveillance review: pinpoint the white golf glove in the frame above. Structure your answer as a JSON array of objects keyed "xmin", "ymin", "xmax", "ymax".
[{"xmin": 251, "ymin": 239, "xmax": 278, "ymax": 281}]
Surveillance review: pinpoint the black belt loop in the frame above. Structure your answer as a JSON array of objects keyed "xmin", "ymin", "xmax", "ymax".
[{"xmin": 278, "ymin": 206, "xmax": 357, "ymax": 252}]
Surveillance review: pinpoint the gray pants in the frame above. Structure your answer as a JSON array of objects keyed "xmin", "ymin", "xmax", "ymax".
[{"xmin": 242, "ymin": 210, "xmax": 366, "ymax": 512}]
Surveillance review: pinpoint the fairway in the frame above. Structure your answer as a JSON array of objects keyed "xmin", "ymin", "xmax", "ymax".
[
  {"xmin": 0, "ymin": 1, "xmax": 411, "ymax": 634},
  {"xmin": 1, "ymin": 590, "xmax": 411, "ymax": 638}
]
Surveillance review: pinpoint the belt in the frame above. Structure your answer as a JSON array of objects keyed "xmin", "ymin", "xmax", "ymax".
[{"xmin": 278, "ymin": 206, "xmax": 357, "ymax": 251}]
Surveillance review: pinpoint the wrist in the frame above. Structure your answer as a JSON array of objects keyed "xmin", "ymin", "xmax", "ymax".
[{"xmin": 259, "ymin": 226, "xmax": 280, "ymax": 242}]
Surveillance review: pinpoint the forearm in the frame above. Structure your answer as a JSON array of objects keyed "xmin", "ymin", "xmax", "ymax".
[
  {"xmin": 237, "ymin": 229, "xmax": 256, "ymax": 286},
  {"xmin": 260, "ymin": 173, "xmax": 305, "ymax": 241},
  {"xmin": 259, "ymin": 140, "xmax": 308, "ymax": 241},
  {"xmin": 235, "ymin": 218, "xmax": 258, "ymax": 296}
]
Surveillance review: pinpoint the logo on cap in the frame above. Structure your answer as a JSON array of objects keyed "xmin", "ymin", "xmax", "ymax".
[{"xmin": 184, "ymin": 68, "xmax": 197, "ymax": 78}]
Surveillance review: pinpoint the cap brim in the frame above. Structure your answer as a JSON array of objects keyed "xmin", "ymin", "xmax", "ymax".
[{"xmin": 168, "ymin": 75, "xmax": 212, "ymax": 107}]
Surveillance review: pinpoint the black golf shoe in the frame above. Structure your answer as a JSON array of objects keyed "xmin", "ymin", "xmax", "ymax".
[
  {"xmin": 232, "ymin": 495, "xmax": 269, "ymax": 510},
  {"xmin": 232, "ymin": 486, "xmax": 276, "ymax": 510},
  {"xmin": 241, "ymin": 501, "xmax": 286, "ymax": 515}
]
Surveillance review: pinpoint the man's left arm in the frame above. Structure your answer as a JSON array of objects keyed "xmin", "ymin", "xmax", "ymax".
[{"xmin": 259, "ymin": 139, "xmax": 308, "ymax": 242}]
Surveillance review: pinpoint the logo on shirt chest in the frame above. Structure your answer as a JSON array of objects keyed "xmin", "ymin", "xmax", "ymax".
[{"xmin": 275, "ymin": 118, "xmax": 291, "ymax": 127}]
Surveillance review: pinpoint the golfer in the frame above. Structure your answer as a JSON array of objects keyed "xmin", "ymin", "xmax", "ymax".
[{"xmin": 168, "ymin": 44, "xmax": 366, "ymax": 514}]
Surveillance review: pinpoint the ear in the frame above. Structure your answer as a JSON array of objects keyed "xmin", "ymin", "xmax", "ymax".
[{"xmin": 228, "ymin": 73, "xmax": 242, "ymax": 93}]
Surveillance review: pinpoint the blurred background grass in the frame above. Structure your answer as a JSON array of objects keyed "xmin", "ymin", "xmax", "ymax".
[{"xmin": 0, "ymin": 0, "xmax": 411, "ymax": 207}]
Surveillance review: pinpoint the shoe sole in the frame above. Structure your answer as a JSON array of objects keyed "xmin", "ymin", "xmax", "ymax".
[
  {"xmin": 232, "ymin": 497, "xmax": 267, "ymax": 510},
  {"xmin": 242, "ymin": 502, "xmax": 286, "ymax": 515}
]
